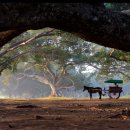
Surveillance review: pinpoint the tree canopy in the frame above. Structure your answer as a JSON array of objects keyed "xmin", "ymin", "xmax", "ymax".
[
  {"xmin": 1, "ymin": 27, "xmax": 130, "ymax": 97},
  {"xmin": 0, "ymin": 3, "xmax": 130, "ymax": 51}
]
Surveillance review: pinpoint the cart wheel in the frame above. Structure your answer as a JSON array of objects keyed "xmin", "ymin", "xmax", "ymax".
[{"xmin": 109, "ymin": 92, "xmax": 121, "ymax": 99}]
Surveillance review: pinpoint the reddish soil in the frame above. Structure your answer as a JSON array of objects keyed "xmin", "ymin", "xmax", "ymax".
[{"xmin": 0, "ymin": 98, "xmax": 130, "ymax": 130}]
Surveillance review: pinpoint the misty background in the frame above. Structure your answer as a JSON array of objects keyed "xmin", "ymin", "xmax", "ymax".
[{"xmin": 0, "ymin": 70, "xmax": 129, "ymax": 99}]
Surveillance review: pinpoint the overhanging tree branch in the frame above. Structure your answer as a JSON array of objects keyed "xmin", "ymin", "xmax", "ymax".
[
  {"xmin": 0, "ymin": 29, "xmax": 26, "ymax": 48},
  {"xmin": 0, "ymin": 28, "xmax": 55, "ymax": 57},
  {"xmin": 0, "ymin": 4, "xmax": 130, "ymax": 51}
]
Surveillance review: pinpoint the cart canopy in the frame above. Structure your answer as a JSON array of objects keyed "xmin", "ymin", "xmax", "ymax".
[{"xmin": 104, "ymin": 79, "xmax": 123, "ymax": 84}]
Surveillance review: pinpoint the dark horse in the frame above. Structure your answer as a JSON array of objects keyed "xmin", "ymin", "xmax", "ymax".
[{"xmin": 83, "ymin": 86, "xmax": 103, "ymax": 99}]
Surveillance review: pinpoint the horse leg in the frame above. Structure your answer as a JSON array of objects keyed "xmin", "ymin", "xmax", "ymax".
[
  {"xmin": 99, "ymin": 92, "xmax": 101, "ymax": 99},
  {"xmin": 90, "ymin": 92, "xmax": 92, "ymax": 99}
]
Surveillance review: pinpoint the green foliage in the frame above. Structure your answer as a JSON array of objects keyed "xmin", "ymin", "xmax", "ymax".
[
  {"xmin": 104, "ymin": 3, "xmax": 130, "ymax": 11},
  {"xmin": 1, "ymin": 69, "xmax": 13, "ymax": 86},
  {"xmin": 1, "ymin": 27, "xmax": 130, "ymax": 89},
  {"xmin": 104, "ymin": 3, "xmax": 114, "ymax": 9}
]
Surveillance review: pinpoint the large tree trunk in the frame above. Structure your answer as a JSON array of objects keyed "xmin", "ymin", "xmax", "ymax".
[
  {"xmin": 49, "ymin": 84, "xmax": 58, "ymax": 97},
  {"xmin": 0, "ymin": 3, "xmax": 130, "ymax": 51}
]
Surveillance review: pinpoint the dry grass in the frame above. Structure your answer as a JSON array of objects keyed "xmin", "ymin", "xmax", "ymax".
[{"xmin": 1, "ymin": 96, "xmax": 130, "ymax": 101}]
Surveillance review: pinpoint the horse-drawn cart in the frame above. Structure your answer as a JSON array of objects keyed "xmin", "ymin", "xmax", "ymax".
[{"xmin": 104, "ymin": 79, "xmax": 123, "ymax": 99}]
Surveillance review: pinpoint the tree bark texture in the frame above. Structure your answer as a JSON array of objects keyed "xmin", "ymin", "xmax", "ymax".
[{"xmin": 0, "ymin": 3, "xmax": 130, "ymax": 52}]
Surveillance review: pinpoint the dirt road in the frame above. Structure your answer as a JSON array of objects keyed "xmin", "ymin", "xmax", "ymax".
[{"xmin": 0, "ymin": 98, "xmax": 130, "ymax": 130}]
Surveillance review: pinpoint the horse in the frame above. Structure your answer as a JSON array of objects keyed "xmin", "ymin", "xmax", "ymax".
[{"xmin": 83, "ymin": 86, "xmax": 104, "ymax": 99}]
